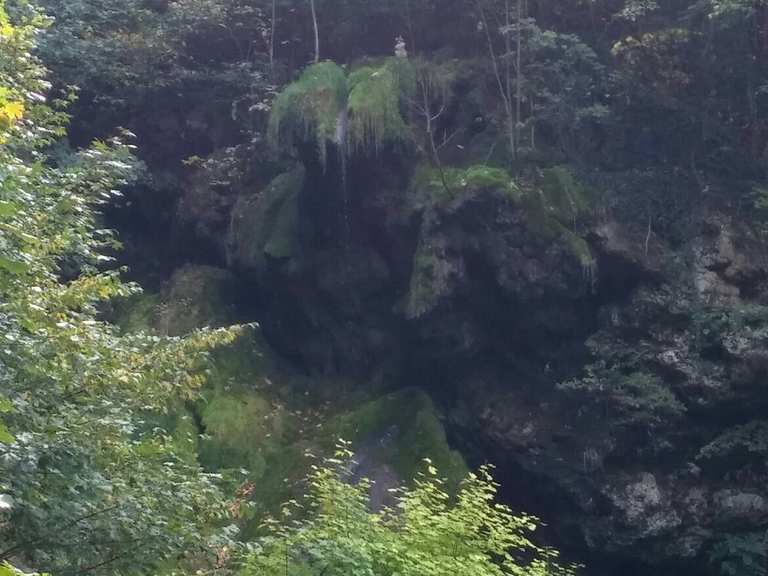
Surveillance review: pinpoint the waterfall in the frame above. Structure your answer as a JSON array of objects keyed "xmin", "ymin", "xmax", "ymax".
[{"xmin": 335, "ymin": 108, "xmax": 351, "ymax": 245}]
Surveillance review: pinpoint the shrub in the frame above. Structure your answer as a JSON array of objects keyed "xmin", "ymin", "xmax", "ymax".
[{"xmin": 241, "ymin": 442, "xmax": 578, "ymax": 576}]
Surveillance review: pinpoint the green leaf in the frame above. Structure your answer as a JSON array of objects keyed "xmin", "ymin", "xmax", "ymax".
[
  {"xmin": 0, "ymin": 421, "xmax": 15, "ymax": 445},
  {"xmin": 0, "ymin": 257, "xmax": 27, "ymax": 275},
  {"xmin": 0, "ymin": 201, "xmax": 18, "ymax": 218}
]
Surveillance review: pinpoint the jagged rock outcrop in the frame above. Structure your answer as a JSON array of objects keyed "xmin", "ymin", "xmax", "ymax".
[
  {"xmin": 447, "ymin": 209, "xmax": 768, "ymax": 574},
  {"xmin": 221, "ymin": 151, "xmax": 768, "ymax": 574}
]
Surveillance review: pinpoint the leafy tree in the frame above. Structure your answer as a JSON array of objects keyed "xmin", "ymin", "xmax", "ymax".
[
  {"xmin": 0, "ymin": 1, "xmax": 241, "ymax": 573},
  {"xmin": 475, "ymin": 0, "xmax": 608, "ymax": 165},
  {"xmin": 241, "ymin": 442, "xmax": 577, "ymax": 576}
]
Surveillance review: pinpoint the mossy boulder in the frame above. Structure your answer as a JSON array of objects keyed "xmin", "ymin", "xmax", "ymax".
[
  {"xmin": 113, "ymin": 265, "xmax": 238, "ymax": 336},
  {"xmin": 159, "ymin": 265, "xmax": 238, "ymax": 335},
  {"xmin": 323, "ymin": 388, "xmax": 468, "ymax": 494},
  {"xmin": 228, "ymin": 167, "xmax": 304, "ymax": 279},
  {"xmin": 404, "ymin": 163, "xmax": 595, "ymax": 320},
  {"xmin": 198, "ymin": 387, "xmax": 278, "ymax": 475}
]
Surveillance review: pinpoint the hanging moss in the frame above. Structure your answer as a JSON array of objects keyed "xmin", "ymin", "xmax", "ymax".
[
  {"xmin": 269, "ymin": 61, "xmax": 348, "ymax": 165},
  {"xmin": 270, "ymin": 58, "xmax": 415, "ymax": 161},
  {"xmin": 347, "ymin": 59, "xmax": 415, "ymax": 152}
]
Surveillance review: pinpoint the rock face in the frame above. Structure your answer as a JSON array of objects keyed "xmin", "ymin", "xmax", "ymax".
[
  {"xmin": 447, "ymin": 211, "xmax": 768, "ymax": 575},
  {"xmin": 220, "ymin": 148, "xmax": 768, "ymax": 575}
]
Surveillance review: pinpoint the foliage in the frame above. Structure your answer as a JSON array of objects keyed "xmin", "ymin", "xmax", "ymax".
[
  {"xmin": 38, "ymin": 0, "xmax": 273, "ymax": 92},
  {"xmin": 240, "ymin": 443, "xmax": 578, "ymax": 576},
  {"xmin": 616, "ymin": 0, "xmax": 659, "ymax": 22},
  {"xmin": 524, "ymin": 28, "xmax": 609, "ymax": 157},
  {"xmin": 560, "ymin": 368, "xmax": 686, "ymax": 427},
  {"xmin": 0, "ymin": 2, "xmax": 242, "ymax": 574}
]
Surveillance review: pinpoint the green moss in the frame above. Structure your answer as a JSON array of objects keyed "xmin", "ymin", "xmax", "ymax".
[
  {"xmin": 159, "ymin": 265, "xmax": 237, "ymax": 335},
  {"xmin": 264, "ymin": 191, "xmax": 299, "ymax": 260},
  {"xmin": 324, "ymin": 389, "xmax": 468, "ymax": 492},
  {"xmin": 229, "ymin": 167, "xmax": 304, "ymax": 277},
  {"xmin": 207, "ymin": 330, "xmax": 270, "ymax": 389},
  {"xmin": 347, "ymin": 59, "xmax": 414, "ymax": 152},
  {"xmin": 563, "ymin": 229, "xmax": 596, "ymax": 269},
  {"xmin": 113, "ymin": 292, "xmax": 161, "ymax": 334},
  {"xmin": 269, "ymin": 61, "xmax": 348, "ymax": 165},
  {"xmin": 111, "ymin": 267, "xmax": 237, "ymax": 336},
  {"xmin": 521, "ymin": 176, "xmax": 595, "ymax": 269},
  {"xmin": 270, "ymin": 58, "xmax": 416, "ymax": 161},
  {"xmin": 413, "ymin": 163, "xmax": 520, "ymax": 203},
  {"xmin": 539, "ymin": 166, "xmax": 590, "ymax": 224},
  {"xmin": 404, "ymin": 244, "xmax": 450, "ymax": 319},
  {"xmin": 198, "ymin": 389, "xmax": 271, "ymax": 474},
  {"xmin": 411, "ymin": 164, "xmax": 595, "ymax": 272}
]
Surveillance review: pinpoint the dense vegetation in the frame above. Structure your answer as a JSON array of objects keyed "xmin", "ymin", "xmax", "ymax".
[
  {"xmin": 2, "ymin": 0, "xmax": 768, "ymax": 575},
  {"xmin": 0, "ymin": 2, "xmax": 245, "ymax": 573}
]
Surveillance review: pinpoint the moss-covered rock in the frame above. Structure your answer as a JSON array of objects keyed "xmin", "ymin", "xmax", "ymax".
[
  {"xmin": 228, "ymin": 167, "xmax": 304, "ymax": 278},
  {"xmin": 412, "ymin": 163, "xmax": 520, "ymax": 206},
  {"xmin": 520, "ymin": 167, "xmax": 595, "ymax": 269},
  {"xmin": 113, "ymin": 291, "xmax": 162, "ymax": 334},
  {"xmin": 113, "ymin": 265, "xmax": 238, "ymax": 336},
  {"xmin": 539, "ymin": 165, "xmax": 591, "ymax": 225},
  {"xmin": 405, "ymin": 231, "xmax": 465, "ymax": 319},
  {"xmin": 323, "ymin": 388, "xmax": 468, "ymax": 493},
  {"xmin": 269, "ymin": 61, "xmax": 348, "ymax": 165},
  {"xmin": 159, "ymin": 265, "xmax": 238, "ymax": 335}
]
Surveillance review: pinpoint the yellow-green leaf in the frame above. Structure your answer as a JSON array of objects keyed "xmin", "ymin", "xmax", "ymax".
[{"xmin": 0, "ymin": 421, "xmax": 15, "ymax": 445}]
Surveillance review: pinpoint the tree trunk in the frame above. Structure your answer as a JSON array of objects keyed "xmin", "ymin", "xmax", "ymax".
[
  {"xmin": 270, "ymin": 0, "xmax": 277, "ymax": 71},
  {"xmin": 310, "ymin": 0, "xmax": 320, "ymax": 63},
  {"xmin": 515, "ymin": 0, "xmax": 523, "ymax": 161},
  {"xmin": 477, "ymin": 0, "xmax": 515, "ymax": 165},
  {"xmin": 420, "ymin": 77, "xmax": 451, "ymax": 196}
]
